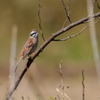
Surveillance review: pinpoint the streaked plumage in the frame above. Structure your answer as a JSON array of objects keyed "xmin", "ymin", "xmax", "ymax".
[{"xmin": 14, "ymin": 29, "xmax": 38, "ymax": 72}]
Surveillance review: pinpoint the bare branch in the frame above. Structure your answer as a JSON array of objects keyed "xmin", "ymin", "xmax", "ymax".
[
  {"xmin": 62, "ymin": 10, "xmax": 72, "ymax": 28},
  {"xmin": 82, "ymin": 70, "xmax": 85, "ymax": 100},
  {"xmin": 53, "ymin": 25, "xmax": 90, "ymax": 41},
  {"xmin": 37, "ymin": 0, "xmax": 45, "ymax": 41},
  {"xmin": 56, "ymin": 88, "xmax": 71, "ymax": 100},
  {"xmin": 96, "ymin": 0, "xmax": 100, "ymax": 9},
  {"xmin": 55, "ymin": 17, "xmax": 99, "ymax": 42},
  {"xmin": 92, "ymin": 0, "xmax": 100, "ymax": 12},
  {"xmin": 57, "ymin": 61, "xmax": 63, "ymax": 85},
  {"xmin": 61, "ymin": 0, "xmax": 72, "ymax": 25},
  {"xmin": 84, "ymin": 17, "xmax": 95, "ymax": 23},
  {"xmin": 5, "ymin": 12, "xmax": 100, "ymax": 100},
  {"xmin": 56, "ymin": 61, "xmax": 71, "ymax": 100},
  {"xmin": 62, "ymin": 19, "xmax": 68, "ymax": 29},
  {"xmin": 58, "ymin": 61, "xmax": 64, "ymax": 100}
]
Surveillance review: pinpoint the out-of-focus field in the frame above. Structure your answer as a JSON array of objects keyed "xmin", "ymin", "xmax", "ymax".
[
  {"xmin": 0, "ymin": 0, "xmax": 100, "ymax": 100},
  {"xmin": 0, "ymin": 63, "xmax": 100, "ymax": 100}
]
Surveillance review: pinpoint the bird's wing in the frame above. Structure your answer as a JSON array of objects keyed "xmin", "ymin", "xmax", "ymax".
[
  {"xmin": 14, "ymin": 38, "xmax": 35, "ymax": 72},
  {"xmin": 20, "ymin": 38, "xmax": 34, "ymax": 59}
]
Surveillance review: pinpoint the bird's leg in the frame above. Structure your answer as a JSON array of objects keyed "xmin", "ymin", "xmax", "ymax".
[{"xmin": 28, "ymin": 55, "xmax": 33, "ymax": 62}]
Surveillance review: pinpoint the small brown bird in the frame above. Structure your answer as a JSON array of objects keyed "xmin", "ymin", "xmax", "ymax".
[{"xmin": 14, "ymin": 29, "xmax": 38, "ymax": 72}]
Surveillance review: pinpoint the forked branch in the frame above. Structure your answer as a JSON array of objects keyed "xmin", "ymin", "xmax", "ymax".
[
  {"xmin": 61, "ymin": 0, "xmax": 72, "ymax": 24},
  {"xmin": 37, "ymin": 0, "xmax": 45, "ymax": 41},
  {"xmin": 6, "ymin": 12, "xmax": 100, "ymax": 100},
  {"xmin": 53, "ymin": 25, "xmax": 90, "ymax": 41},
  {"xmin": 56, "ymin": 61, "xmax": 71, "ymax": 100},
  {"xmin": 95, "ymin": 0, "xmax": 100, "ymax": 9},
  {"xmin": 53, "ymin": 18, "xmax": 99, "ymax": 41}
]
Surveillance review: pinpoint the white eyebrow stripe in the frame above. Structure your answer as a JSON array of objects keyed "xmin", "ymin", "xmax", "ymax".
[{"xmin": 30, "ymin": 31, "xmax": 36, "ymax": 34}]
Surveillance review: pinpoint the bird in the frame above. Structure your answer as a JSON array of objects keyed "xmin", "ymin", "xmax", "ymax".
[{"xmin": 14, "ymin": 29, "xmax": 38, "ymax": 72}]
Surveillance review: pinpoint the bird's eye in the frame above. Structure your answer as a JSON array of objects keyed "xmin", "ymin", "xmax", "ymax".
[
  {"xmin": 30, "ymin": 31, "xmax": 37, "ymax": 36},
  {"xmin": 31, "ymin": 34, "xmax": 33, "ymax": 36}
]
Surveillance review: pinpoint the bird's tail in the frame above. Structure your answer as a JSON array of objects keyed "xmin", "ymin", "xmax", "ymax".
[{"xmin": 14, "ymin": 57, "xmax": 23, "ymax": 72}]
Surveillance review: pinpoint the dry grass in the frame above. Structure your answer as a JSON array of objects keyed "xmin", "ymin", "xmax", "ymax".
[{"xmin": 1, "ymin": 62, "xmax": 100, "ymax": 100}]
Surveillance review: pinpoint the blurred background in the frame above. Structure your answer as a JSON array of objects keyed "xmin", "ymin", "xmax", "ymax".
[{"xmin": 0, "ymin": 0, "xmax": 100, "ymax": 100}]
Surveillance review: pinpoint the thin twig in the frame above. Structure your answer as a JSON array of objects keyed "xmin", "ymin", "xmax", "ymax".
[
  {"xmin": 96, "ymin": 0, "xmax": 100, "ymax": 9},
  {"xmin": 84, "ymin": 17, "xmax": 95, "ymax": 23},
  {"xmin": 5, "ymin": 12, "xmax": 100, "ymax": 100},
  {"xmin": 61, "ymin": 0, "xmax": 72, "ymax": 25},
  {"xmin": 56, "ymin": 61, "xmax": 71, "ymax": 100},
  {"xmin": 93, "ymin": 0, "xmax": 100, "ymax": 9},
  {"xmin": 53, "ymin": 25, "xmax": 90, "ymax": 41},
  {"xmin": 62, "ymin": 19, "xmax": 68, "ymax": 29},
  {"xmin": 92, "ymin": 0, "xmax": 100, "ymax": 13},
  {"xmin": 53, "ymin": 18, "xmax": 99, "ymax": 41},
  {"xmin": 62, "ymin": 10, "xmax": 71, "ymax": 28},
  {"xmin": 37, "ymin": 0, "xmax": 45, "ymax": 41},
  {"xmin": 56, "ymin": 88, "xmax": 71, "ymax": 100},
  {"xmin": 82, "ymin": 70, "xmax": 85, "ymax": 100},
  {"xmin": 59, "ymin": 61, "xmax": 64, "ymax": 87},
  {"xmin": 58, "ymin": 61, "xmax": 64, "ymax": 100}
]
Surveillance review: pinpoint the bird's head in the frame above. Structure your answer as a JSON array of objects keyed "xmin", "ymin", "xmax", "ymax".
[{"xmin": 30, "ymin": 29, "xmax": 38, "ymax": 38}]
